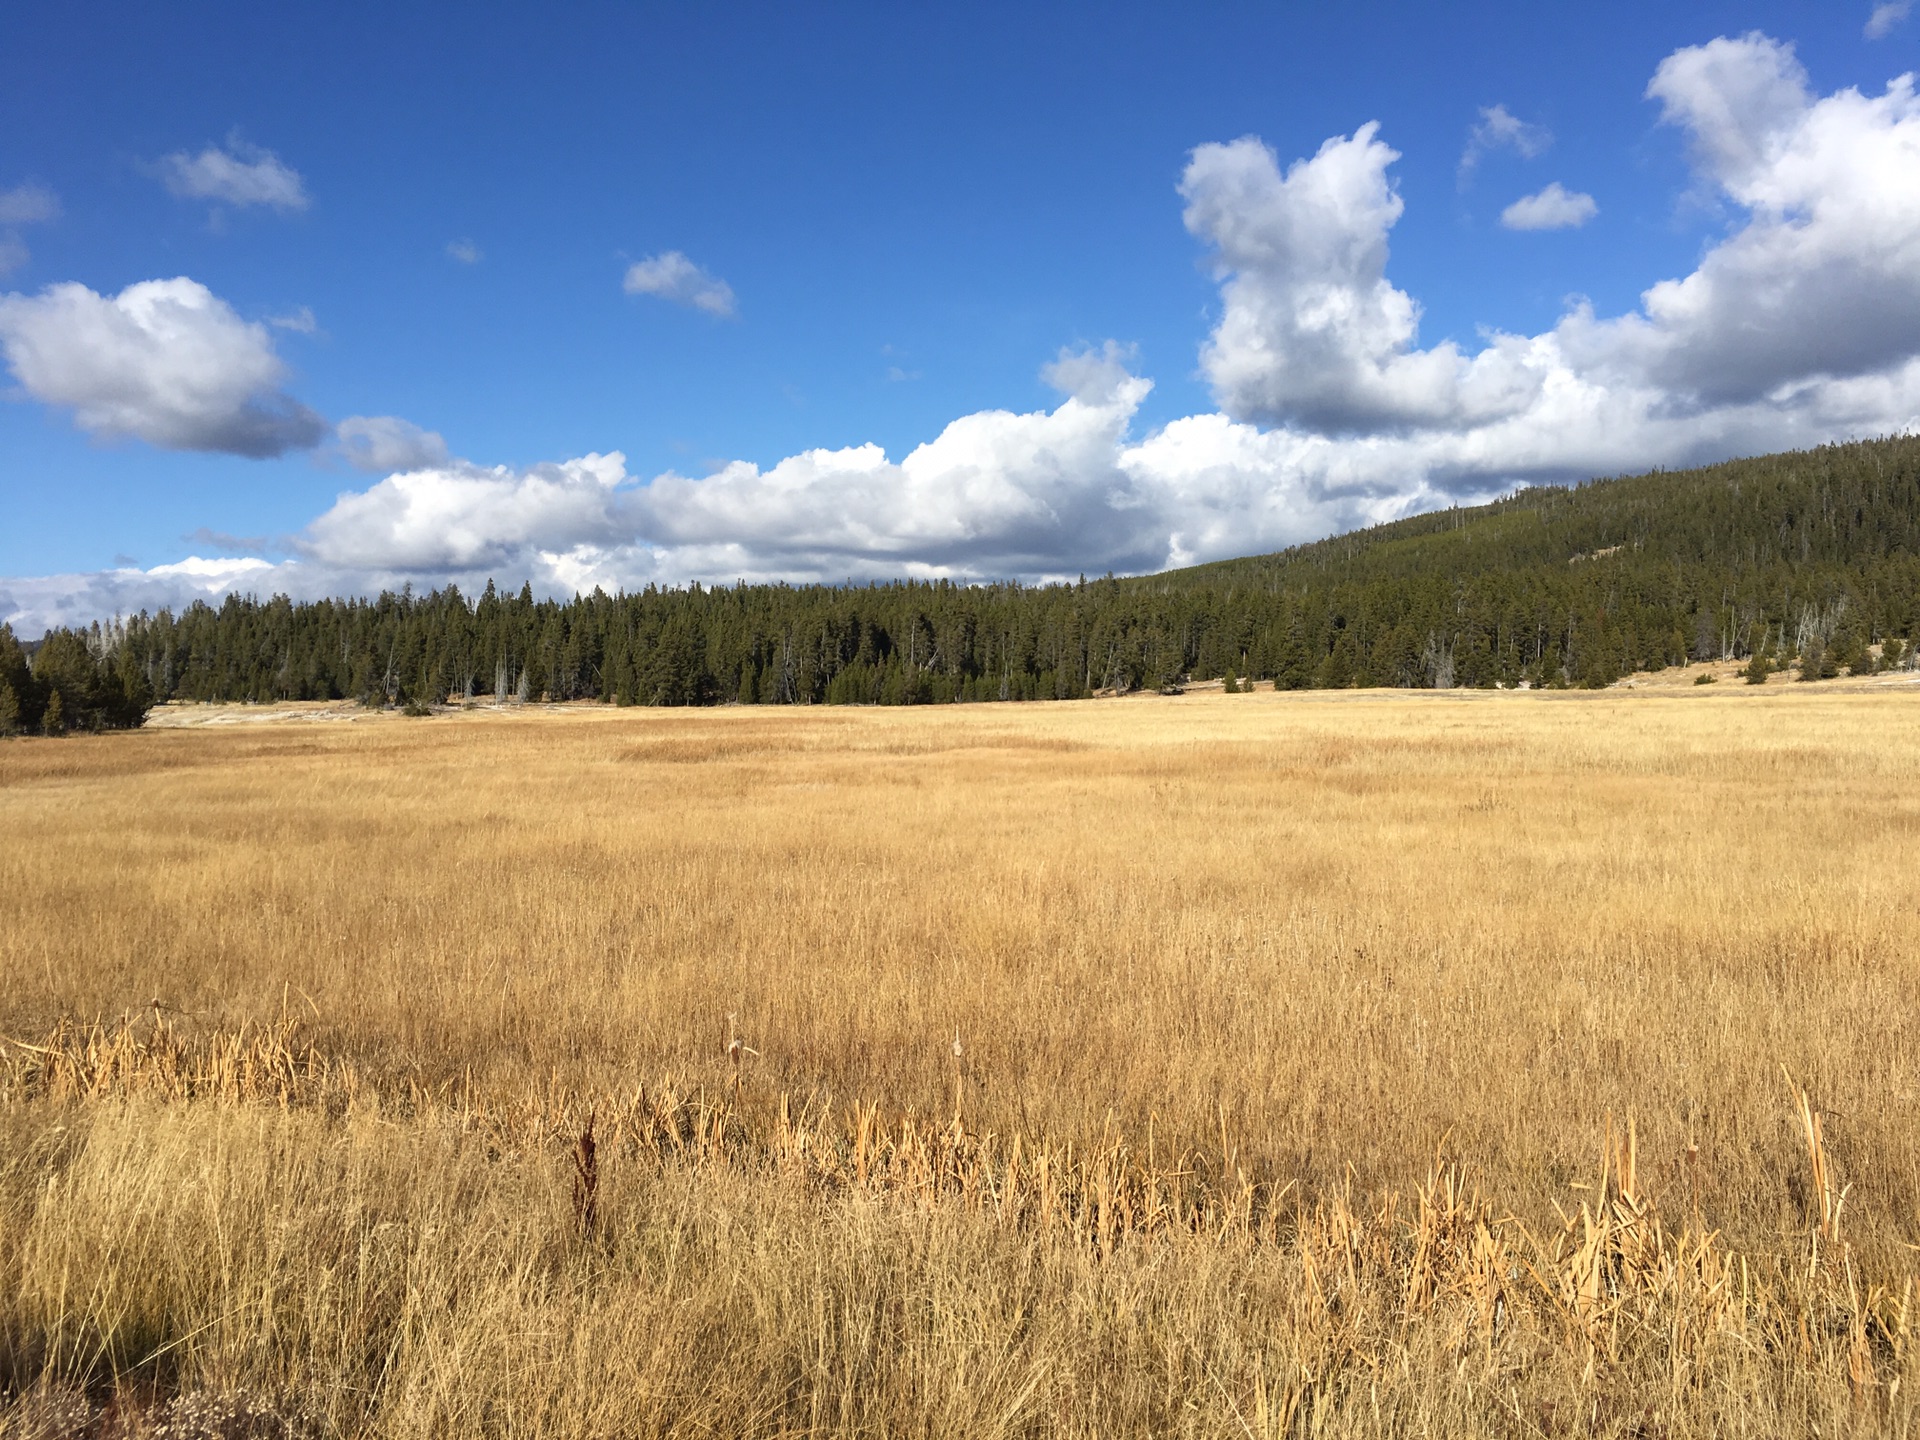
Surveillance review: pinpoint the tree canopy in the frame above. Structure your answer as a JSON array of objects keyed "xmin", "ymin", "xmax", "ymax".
[{"xmin": 9, "ymin": 435, "xmax": 1920, "ymax": 730}]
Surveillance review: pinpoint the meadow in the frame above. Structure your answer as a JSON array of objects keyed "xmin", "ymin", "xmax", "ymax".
[{"xmin": 3, "ymin": 680, "xmax": 1918, "ymax": 1437}]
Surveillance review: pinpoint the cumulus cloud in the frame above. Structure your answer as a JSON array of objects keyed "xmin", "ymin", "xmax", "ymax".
[
  {"xmin": 304, "ymin": 452, "xmax": 636, "ymax": 573},
  {"xmin": 1867, "ymin": 2, "xmax": 1912, "ymax": 39},
  {"xmin": 1590, "ymin": 33, "xmax": 1920, "ymax": 403},
  {"xmin": 1189, "ymin": 34, "xmax": 1920, "ymax": 429},
  {"xmin": 633, "ymin": 351, "xmax": 1164, "ymax": 576},
  {"xmin": 0, "ymin": 556, "xmax": 279, "ymax": 637},
  {"xmin": 1501, "ymin": 182, "xmax": 1599, "ymax": 230},
  {"xmin": 14, "ymin": 32, "xmax": 1920, "ymax": 633},
  {"xmin": 336, "ymin": 415, "xmax": 450, "ymax": 474},
  {"xmin": 1, "ymin": 345, "xmax": 1427, "ymax": 634},
  {"xmin": 1182, "ymin": 125, "xmax": 1546, "ymax": 433},
  {"xmin": 1040, "ymin": 340, "xmax": 1140, "ymax": 402},
  {"xmin": 157, "ymin": 136, "xmax": 308, "ymax": 212},
  {"xmin": 0, "ymin": 276, "xmax": 326, "ymax": 456},
  {"xmin": 1646, "ymin": 32, "xmax": 1811, "ymax": 190},
  {"xmin": 623, "ymin": 251, "xmax": 737, "ymax": 317},
  {"xmin": 1459, "ymin": 104, "xmax": 1551, "ymax": 183}
]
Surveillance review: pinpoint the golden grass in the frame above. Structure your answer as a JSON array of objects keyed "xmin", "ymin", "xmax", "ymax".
[{"xmin": 4, "ymin": 687, "xmax": 1920, "ymax": 1436}]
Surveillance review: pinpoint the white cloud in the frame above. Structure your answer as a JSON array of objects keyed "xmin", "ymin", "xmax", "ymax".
[
  {"xmin": 157, "ymin": 137, "xmax": 309, "ymax": 212},
  {"xmin": 13, "ymin": 33, "xmax": 1920, "ymax": 633},
  {"xmin": 0, "ymin": 276, "xmax": 326, "ymax": 456},
  {"xmin": 1645, "ymin": 31, "xmax": 1810, "ymax": 191},
  {"xmin": 1588, "ymin": 33, "xmax": 1920, "ymax": 404},
  {"xmin": 1039, "ymin": 340, "xmax": 1139, "ymax": 402},
  {"xmin": 1459, "ymin": 104, "xmax": 1551, "ymax": 183},
  {"xmin": 1867, "ymin": 2, "xmax": 1912, "ymax": 39},
  {"xmin": 336, "ymin": 415, "xmax": 451, "ymax": 474},
  {"xmin": 0, "ymin": 355, "xmax": 1481, "ymax": 635},
  {"xmin": 633, "ymin": 350, "xmax": 1161, "ymax": 575},
  {"xmin": 1500, "ymin": 182, "xmax": 1599, "ymax": 230},
  {"xmin": 0, "ymin": 183, "xmax": 60, "ymax": 278},
  {"xmin": 305, "ymin": 452, "xmax": 640, "ymax": 574},
  {"xmin": 1181, "ymin": 126, "xmax": 1545, "ymax": 433},
  {"xmin": 0, "ymin": 556, "xmax": 278, "ymax": 637},
  {"xmin": 622, "ymin": 251, "xmax": 737, "ymax": 317},
  {"xmin": 1188, "ymin": 34, "xmax": 1920, "ymax": 427},
  {"xmin": 446, "ymin": 239, "xmax": 482, "ymax": 264},
  {"xmin": 267, "ymin": 305, "xmax": 318, "ymax": 334},
  {"xmin": 0, "ymin": 184, "xmax": 60, "ymax": 226}
]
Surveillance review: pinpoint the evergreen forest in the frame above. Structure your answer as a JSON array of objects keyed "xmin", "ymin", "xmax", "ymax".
[{"xmin": 6, "ymin": 435, "xmax": 1920, "ymax": 733}]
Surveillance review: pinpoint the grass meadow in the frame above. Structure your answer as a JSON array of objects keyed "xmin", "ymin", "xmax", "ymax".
[{"xmin": 3, "ymin": 683, "xmax": 1919, "ymax": 1437}]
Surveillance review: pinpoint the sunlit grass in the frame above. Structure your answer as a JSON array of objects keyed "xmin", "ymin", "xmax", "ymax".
[{"xmin": 3, "ymin": 687, "xmax": 1918, "ymax": 1435}]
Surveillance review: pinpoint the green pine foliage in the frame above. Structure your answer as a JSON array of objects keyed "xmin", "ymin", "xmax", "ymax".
[
  {"xmin": 0, "ymin": 621, "xmax": 152, "ymax": 733},
  {"xmin": 15, "ymin": 435, "xmax": 1920, "ymax": 717},
  {"xmin": 30, "ymin": 630, "xmax": 153, "ymax": 730},
  {"xmin": 0, "ymin": 626, "xmax": 37, "ymax": 732}
]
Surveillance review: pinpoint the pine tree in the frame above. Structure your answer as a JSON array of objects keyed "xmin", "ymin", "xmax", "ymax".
[
  {"xmin": 42, "ymin": 689, "xmax": 64, "ymax": 736},
  {"xmin": 1272, "ymin": 618, "xmax": 1311, "ymax": 691},
  {"xmin": 15, "ymin": 433, "xmax": 1920, "ymax": 716},
  {"xmin": 1314, "ymin": 636, "xmax": 1354, "ymax": 690},
  {"xmin": 1831, "ymin": 620, "xmax": 1868, "ymax": 676},
  {"xmin": 0, "ymin": 680, "xmax": 17, "ymax": 737}
]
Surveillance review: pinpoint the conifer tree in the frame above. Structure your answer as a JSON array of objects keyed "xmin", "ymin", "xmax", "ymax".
[
  {"xmin": 10, "ymin": 434, "xmax": 1920, "ymax": 717},
  {"xmin": 1314, "ymin": 636, "xmax": 1354, "ymax": 689},
  {"xmin": 1831, "ymin": 618, "xmax": 1868, "ymax": 676}
]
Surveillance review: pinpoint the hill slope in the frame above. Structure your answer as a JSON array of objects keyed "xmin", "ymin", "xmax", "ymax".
[
  {"xmin": 5, "ymin": 436, "xmax": 1920, "ymax": 727},
  {"xmin": 1148, "ymin": 435, "xmax": 1920, "ymax": 688}
]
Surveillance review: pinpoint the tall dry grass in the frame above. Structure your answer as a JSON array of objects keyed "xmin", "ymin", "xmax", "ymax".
[{"xmin": 3, "ymin": 687, "xmax": 1919, "ymax": 1435}]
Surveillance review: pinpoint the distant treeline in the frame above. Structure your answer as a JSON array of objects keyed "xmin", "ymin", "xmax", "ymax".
[{"xmin": 6, "ymin": 436, "xmax": 1920, "ymax": 733}]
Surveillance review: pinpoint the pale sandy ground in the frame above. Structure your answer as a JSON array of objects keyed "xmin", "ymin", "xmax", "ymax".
[
  {"xmin": 142, "ymin": 698, "xmax": 573, "ymax": 727},
  {"xmin": 1611, "ymin": 657, "xmax": 1920, "ymax": 689},
  {"xmin": 139, "ymin": 658, "xmax": 1916, "ymax": 728}
]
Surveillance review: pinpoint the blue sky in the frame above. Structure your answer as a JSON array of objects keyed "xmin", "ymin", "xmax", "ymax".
[{"xmin": 4, "ymin": 1, "xmax": 1919, "ymax": 629}]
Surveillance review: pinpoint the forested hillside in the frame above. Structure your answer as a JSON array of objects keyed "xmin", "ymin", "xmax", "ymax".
[{"xmin": 6, "ymin": 435, "xmax": 1920, "ymax": 730}]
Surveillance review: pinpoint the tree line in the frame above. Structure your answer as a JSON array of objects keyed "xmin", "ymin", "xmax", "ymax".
[{"xmin": 5, "ymin": 435, "xmax": 1920, "ymax": 734}]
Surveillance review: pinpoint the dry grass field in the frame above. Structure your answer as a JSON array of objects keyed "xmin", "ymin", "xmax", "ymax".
[{"xmin": 3, "ymin": 684, "xmax": 1919, "ymax": 1437}]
